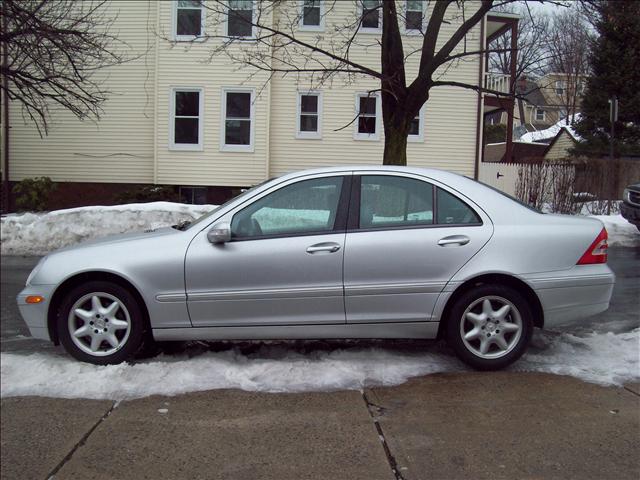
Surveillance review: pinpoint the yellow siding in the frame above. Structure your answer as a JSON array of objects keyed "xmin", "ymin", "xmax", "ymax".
[
  {"xmin": 8, "ymin": 0, "xmax": 484, "ymax": 186},
  {"xmin": 545, "ymin": 130, "xmax": 576, "ymax": 160},
  {"xmin": 8, "ymin": 1, "xmax": 157, "ymax": 183}
]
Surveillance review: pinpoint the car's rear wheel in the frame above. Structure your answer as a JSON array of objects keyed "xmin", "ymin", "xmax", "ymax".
[
  {"xmin": 446, "ymin": 284, "xmax": 533, "ymax": 370},
  {"xmin": 57, "ymin": 281, "xmax": 145, "ymax": 365}
]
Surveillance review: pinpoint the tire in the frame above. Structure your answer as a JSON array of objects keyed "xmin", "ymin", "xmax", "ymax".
[
  {"xmin": 57, "ymin": 281, "xmax": 146, "ymax": 365},
  {"xmin": 445, "ymin": 284, "xmax": 533, "ymax": 371}
]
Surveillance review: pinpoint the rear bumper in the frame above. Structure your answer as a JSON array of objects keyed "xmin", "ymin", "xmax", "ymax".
[
  {"xmin": 523, "ymin": 266, "xmax": 615, "ymax": 328},
  {"xmin": 17, "ymin": 285, "xmax": 57, "ymax": 342}
]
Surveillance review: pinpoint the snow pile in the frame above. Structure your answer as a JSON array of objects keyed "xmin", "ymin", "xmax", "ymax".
[
  {"xmin": 591, "ymin": 214, "xmax": 638, "ymax": 247},
  {"xmin": 1, "ymin": 328, "xmax": 637, "ymax": 400},
  {"xmin": 520, "ymin": 114, "xmax": 582, "ymax": 143},
  {"xmin": 0, "ymin": 202, "xmax": 217, "ymax": 256}
]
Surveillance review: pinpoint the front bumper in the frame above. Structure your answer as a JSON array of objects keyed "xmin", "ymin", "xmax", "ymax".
[
  {"xmin": 524, "ymin": 265, "xmax": 615, "ymax": 328},
  {"xmin": 620, "ymin": 202, "xmax": 640, "ymax": 225},
  {"xmin": 17, "ymin": 285, "xmax": 57, "ymax": 341}
]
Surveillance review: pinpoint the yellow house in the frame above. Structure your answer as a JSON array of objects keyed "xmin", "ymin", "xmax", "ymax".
[{"xmin": 2, "ymin": 1, "xmax": 517, "ymax": 206}]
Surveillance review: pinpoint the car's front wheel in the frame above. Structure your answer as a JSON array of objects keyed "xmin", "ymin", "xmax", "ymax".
[
  {"xmin": 446, "ymin": 284, "xmax": 533, "ymax": 370},
  {"xmin": 57, "ymin": 281, "xmax": 145, "ymax": 364}
]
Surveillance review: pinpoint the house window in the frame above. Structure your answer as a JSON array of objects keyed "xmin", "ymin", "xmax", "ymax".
[
  {"xmin": 408, "ymin": 108, "xmax": 424, "ymax": 142},
  {"xmin": 405, "ymin": 0, "xmax": 423, "ymax": 32},
  {"xmin": 535, "ymin": 108, "xmax": 545, "ymax": 121},
  {"xmin": 170, "ymin": 88, "xmax": 203, "ymax": 150},
  {"xmin": 227, "ymin": 0, "xmax": 254, "ymax": 38},
  {"xmin": 297, "ymin": 92, "xmax": 322, "ymax": 139},
  {"xmin": 222, "ymin": 89, "xmax": 254, "ymax": 152},
  {"xmin": 180, "ymin": 186, "xmax": 208, "ymax": 204},
  {"xmin": 555, "ymin": 80, "xmax": 566, "ymax": 96},
  {"xmin": 354, "ymin": 93, "xmax": 380, "ymax": 140},
  {"xmin": 174, "ymin": 0, "xmax": 204, "ymax": 39},
  {"xmin": 360, "ymin": 0, "xmax": 381, "ymax": 32},
  {"xmin": 300, "ymin": 0, "xmax": 324, "ymax": 30}
]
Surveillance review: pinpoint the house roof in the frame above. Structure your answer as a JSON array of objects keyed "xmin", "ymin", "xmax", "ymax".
[
  {"xmin": 483, "ymin": 141, "xmax": 548, "ymax": 163},
  {"xmin": 520, "ymin": 114, "xmax": 583, "ymax": 143},
  {"xmin": 517, "ymin": 80, "xmax": 547, "ymax": 107}
]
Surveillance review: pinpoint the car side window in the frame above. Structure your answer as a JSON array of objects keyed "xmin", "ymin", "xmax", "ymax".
[
  {"xmin": 231, "ymin": 176, "xmax": 344, "ymax": 238},
  {"xmin": 436, "ymin": 187, "xmax": 481, "ymax": 225},
  {"xmin": 360, "ymin": 175, "xmax": 433, "ymax": 228}
]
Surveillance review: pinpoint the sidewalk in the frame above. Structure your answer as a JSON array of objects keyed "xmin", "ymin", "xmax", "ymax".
[{"xmin": 2, "ymin": 372, "xmax": 639, "ymax": 480}]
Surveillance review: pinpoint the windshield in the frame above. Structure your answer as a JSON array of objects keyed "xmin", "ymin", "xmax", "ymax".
[{"xmin": 183, "ymin": 178, "xmax": 276, "ymax": 231}]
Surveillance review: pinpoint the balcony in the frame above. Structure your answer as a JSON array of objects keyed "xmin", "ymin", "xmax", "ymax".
[{"xmin": 484, "ymin": 72, "xmax": 511, "ymax": 95}]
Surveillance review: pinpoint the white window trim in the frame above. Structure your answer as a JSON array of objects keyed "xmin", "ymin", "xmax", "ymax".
[
  {"xmin": 354, "ymin": 92, "xmax": 381, "ymax": 141},
  {"xmin": 407, "ymin": 106, "xmax": 425, "ymax": 143},
  {"xmin": 296, "ymin": 91, "xmax": 323, "ymax": 139},
  {"xmin": 172, "ymin": 0, "xmax": 206, "ymax": 42},
  {"xmin": 220, "ymin": 87, "xmax": 255, "ymax": 153},
  {"xmin": 169, "ymin": 87, "xmax": 204, "ymax": 151},
  {"xmin": 358, "ymin": 0, "xmax": 382, "ymax": 34},
  {"xmin": 224, "ymin": 0, "xmax": 257, "ymax": 39},
  {"xmin": 298, "ymin": 0, "xmax": 325, "ymax": 32},
  {"xmin": 401, "ymin": 0, "xmax": 426, "ymax": 35},
  {"xmin": 535, "ymin": 108, "xmax": 545, "ymax": 122}
]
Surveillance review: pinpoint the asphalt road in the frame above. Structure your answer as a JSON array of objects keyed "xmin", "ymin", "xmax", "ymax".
[{"xmin": 1, "ymin": 247, "xmax": 638, "ymax": 355}]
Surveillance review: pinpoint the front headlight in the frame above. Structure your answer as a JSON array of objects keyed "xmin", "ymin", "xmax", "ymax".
[
  {"xmin": 25, "ymin": 257, "xmax": 47, "ymax": 286},
  {"xmin": 622, "ymin": 188, "xmax": 630, "ymax": 204}
]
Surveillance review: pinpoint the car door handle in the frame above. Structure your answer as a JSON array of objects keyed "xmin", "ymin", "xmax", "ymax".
[
  {"xmin": 306, "ymin": 242, "xmax": 341, "ymax": 254},
  {"xmin": 438, "ymin": 235, "xmax": 470, "ymax": 247}
]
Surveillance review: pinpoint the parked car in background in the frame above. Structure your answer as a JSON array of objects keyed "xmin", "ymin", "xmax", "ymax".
[
  {"xmin": 17, "ymin": 167, "xmax": 615, "ymax": 370},
  {"xmin": 621, "ymin": 183, "xmax": 640, "ymax": 231}
]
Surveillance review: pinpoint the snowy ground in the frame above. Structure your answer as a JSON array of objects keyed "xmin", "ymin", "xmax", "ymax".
[
  {"xmin": 0, "ymin": 202, "xmax": 217, "ymax": 256},
  {"xmin": 1, "ymin": 326, "xmax": 638, "ymax": 400},
  {"xmin": 1, "ymin": 201, "xmax": 638, "ymax": 255}
]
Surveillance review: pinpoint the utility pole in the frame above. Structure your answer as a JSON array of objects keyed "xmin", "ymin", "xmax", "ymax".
[{"xmin": 607, "ymin": 96, "xmax": 619, "ymax": 215}]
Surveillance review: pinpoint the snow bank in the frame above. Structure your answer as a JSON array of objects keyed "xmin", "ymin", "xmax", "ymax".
[
  {"xmin": 0, "ymin": 202, "xmax": 217, "ymax": 256},
  {"xmin": 1, "ymin": 328, "xmax": 637, "ymax": 400},
  {"xmin": 520, "ymin": 114, "xmax": 582, "ymax": 143},
  {"xmin": 591, "ymin": 214, "xmax": 639, "ymax": 247}
]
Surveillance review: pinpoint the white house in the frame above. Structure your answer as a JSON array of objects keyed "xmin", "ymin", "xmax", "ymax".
[{"xmin": 1, "ymin": 1, "xmax": 518, "ymax": 207}]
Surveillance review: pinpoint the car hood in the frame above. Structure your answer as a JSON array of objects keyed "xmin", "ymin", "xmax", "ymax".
[{"xmin": 54, "ymin": 226, "xmax": 179, "ymax": 253}]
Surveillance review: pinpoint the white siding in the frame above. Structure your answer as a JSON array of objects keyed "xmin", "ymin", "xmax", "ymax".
[
  {"xmin": 7, "ymin": 0, "xmax": 484, "ymax": 186},
  {"xmin": 8, "ymin": 1, "xmax": 157, "ymax": 183}
]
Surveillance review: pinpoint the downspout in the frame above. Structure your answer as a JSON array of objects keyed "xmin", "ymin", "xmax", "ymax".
[
  {"xmin": 152, "ymin": 0, "xmax": 160, "ymax": 185},
  {"xmin": 2, "ymin": 8, "xmax": 10, "ymax": 212},
  {"xmin": 473, "ymin": 15, "xmax": 486, "ymax": 180}
]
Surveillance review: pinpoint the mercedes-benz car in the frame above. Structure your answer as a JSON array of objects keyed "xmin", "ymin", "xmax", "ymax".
[{"xmin": 17, "ymin": 166, "xmax": 615, "ymax": 370}]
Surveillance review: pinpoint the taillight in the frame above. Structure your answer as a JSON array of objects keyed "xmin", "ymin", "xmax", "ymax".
[{"xmin": 577, "ymin": 228, "xmax": 608, "ymax": 265}]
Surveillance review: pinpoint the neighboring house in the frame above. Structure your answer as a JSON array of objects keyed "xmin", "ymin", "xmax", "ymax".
[
  {"xmin": 484, "ymin": 73, "xmax": 587, "ymax": 140},
  {"xmin": 483, "ymin": 141, "xmax": 547, "ymax": 163},
  {"xmin": 1, "ymin": 1, "xmax": 518, "ymax": 207},
  {"xmin": 543, "ymin": 128, "xmax": 579, "ymax": 161}
]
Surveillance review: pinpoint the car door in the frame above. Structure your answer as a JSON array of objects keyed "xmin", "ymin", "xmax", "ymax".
[
  {"xmin": 184, "ymin": 173, "xmax": 350, "ymax": 327},
  {"xmin": 343, "ymin": 173, "xmax": 493, "ymax": 323}
]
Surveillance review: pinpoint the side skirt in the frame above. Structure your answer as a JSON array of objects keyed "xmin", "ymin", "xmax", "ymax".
[{"xmin": 152, "ymin": 321, "xmax": 439, "ymax": 342}]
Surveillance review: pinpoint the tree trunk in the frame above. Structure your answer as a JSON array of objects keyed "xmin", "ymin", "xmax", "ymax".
[{"xmin": 383, "ymin": 124, "xmax": 409, "ymax": 165}]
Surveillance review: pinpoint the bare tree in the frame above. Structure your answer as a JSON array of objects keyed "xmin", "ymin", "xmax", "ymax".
[
  {"xmin": 488, "ymin": 4, "xmax": 551, "ymax": 79},
  {"xmin": 545, "ymin": 5, "xmax": 592, "ymax": 123},
  {"xmin": 0, "ymin": 0, "xmax": 130, "ymax": 135},
  {"xmin": 171, "ymin": 0, "xmax": 562, "ymax": 166}
]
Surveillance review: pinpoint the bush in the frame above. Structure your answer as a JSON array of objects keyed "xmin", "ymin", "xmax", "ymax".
[
  {"xmin": 12, "ymin": 177, "xmax": 56, "ymax": 212},
  {"xmin": 114, "ymin": 185, "xmax": 180, "ymax": 204}
]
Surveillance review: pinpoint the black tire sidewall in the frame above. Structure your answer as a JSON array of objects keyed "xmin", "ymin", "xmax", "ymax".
[
  {"xmin": 57, "ymin": 281, "xmax": 145, "ymax": 365},
  {"xmin": 446, "ymin": 284, "xmax": 534, "ymax": 371}
]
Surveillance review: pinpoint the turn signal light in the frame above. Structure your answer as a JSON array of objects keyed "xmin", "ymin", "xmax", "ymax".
[
  {"xmin": 25, "ymin": 295, "xmax": 45, "ymax": 304},
  {"xmin": 577, "ymin": 228, "xmax": 608, "ymax": 265}
]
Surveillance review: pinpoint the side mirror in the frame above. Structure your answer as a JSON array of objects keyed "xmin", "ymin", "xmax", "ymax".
[{"xmin": 207, "ymin": 222, "xmax": 231, "ymax": 244}]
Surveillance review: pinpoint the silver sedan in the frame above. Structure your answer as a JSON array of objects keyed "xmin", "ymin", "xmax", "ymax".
[{"xmin": 18, "ymin": 166, "xmax": 615, "ymax": 369}]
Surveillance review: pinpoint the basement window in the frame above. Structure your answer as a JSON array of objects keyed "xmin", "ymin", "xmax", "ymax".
[{"xmin": 180, "ymin": 186, "xmax": 208, "ymax": 205}]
